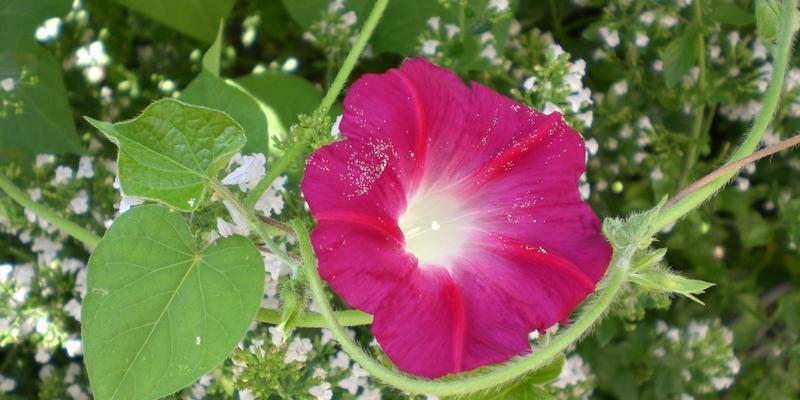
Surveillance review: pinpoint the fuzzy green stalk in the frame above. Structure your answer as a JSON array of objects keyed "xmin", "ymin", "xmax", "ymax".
[
  {"xmin": 257, "ymin": 308, "xmax": 372, "ymax": 328},
  {"xmin": 0, "ymin": 171, "xmax": 101, "ymax": 248},
  {"xmin": 654, "ymin": 0, "xmax": 800, "ymax": 230},
  {"xmin": 317, "ymin": 0, "xmax": 390, "ymax": 114},
  {"xmin": 292, "ymin": 219, "xmax": 633, "ymax": 396},
  {"xmin": 210, "ymin": 180, "xmax": 299, "ymax": 270}
]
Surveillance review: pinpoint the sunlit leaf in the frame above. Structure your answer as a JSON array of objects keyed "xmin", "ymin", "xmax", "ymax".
[{"xmin": 86, "ymin": 99, "xmax": 245, "ymax": 211}]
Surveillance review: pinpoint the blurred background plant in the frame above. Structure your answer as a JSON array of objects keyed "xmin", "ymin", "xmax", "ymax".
[{"xmin": 0, "ymin": 0, "xmax": 798, "ymax": 399}]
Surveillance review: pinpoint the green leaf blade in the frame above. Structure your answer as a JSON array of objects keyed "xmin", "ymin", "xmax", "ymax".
[
  {"xmin": 110, "ymin": 0, "xmax": 235, "ymax": 43},
  {"xmin": 82, "ymin": 205, "xmax": 264, "ymax": 400},
  {"xmin": 662, "ymin": 28, "xmax": 699, "ymax": 87},
  {"xmin": 86, "ymin": 99, "xmax": 245, "ymax": 211}
]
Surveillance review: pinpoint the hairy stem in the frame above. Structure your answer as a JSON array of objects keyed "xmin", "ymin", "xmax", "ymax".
[
  {"xmin": 210, "ymin": 180, "xmax": 299, "ymax": 270},
  {"xmin": 665, "ymin": 133, "xmax": 800, "ymax": 208},
  {"xmin": 654, "ymin": 0, "xmax": 799, "ymax": 231},
  {"xmin": 317, "ymin": 0, "xmax": 390, "ymax": 114},
  {"xmin": 257, "ymin": 308, "xmax": 372, "ymax": 328},
  {"xmin": 0, "ymin": 171, "xmax": 101, "ymax": 248},
  {"xmin": 292, "ymin": 219, "xmax": 633, "ymax": 396}
]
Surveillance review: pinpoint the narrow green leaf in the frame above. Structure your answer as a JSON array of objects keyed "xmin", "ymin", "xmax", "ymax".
[
  {"xmin": 755, "ymin": 0, "xmax": 781, "ymax": 44},
  {"xmin": 630, "ymin": 269, "xmax": 715, "ymax": 304},
  {"xmin": 86, "ymin": 99, "xmax": 245, "ymax": 211},
  {"xmin": 631, "ymin": 248, "xmax": 668, "ymax": 272},
  {"xmin": 82, "ymin": 205, "xmax": 264, "ymax": 400},
  {"xmin": 662, "ymin": 28, "xmax": 699, "ymax": 87},
  {"xmin": 110, "ymin": 0, "xmax": 235, "ymax": 43},
  {"xmin": 202, "ymin": 21, "xmax": 224, "ymax": 77}
]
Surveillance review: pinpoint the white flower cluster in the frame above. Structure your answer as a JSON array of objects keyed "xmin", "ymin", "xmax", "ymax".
[
  {"xmin": 653, "ymin": 319, "xmax": 740, "ymax": 396},
  {"xmin": 550, "ymin": 354, "xmax": 595, "ymax": 400},
  {"xmin": 508, "ymin": 29, "xmax": 594, "ymax": 130},
  {"xmin": 75, "ymin": 41, "xmax": 110, "ymax": 84},
  {"xmin": 215, "ymin": 152, "xmax": 288, "ymax": 240}
]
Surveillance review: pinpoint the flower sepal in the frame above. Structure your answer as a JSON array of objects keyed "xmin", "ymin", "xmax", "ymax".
[{"xmin": 628, "ymin": 267, "xmax": 715, "ymax": 305}]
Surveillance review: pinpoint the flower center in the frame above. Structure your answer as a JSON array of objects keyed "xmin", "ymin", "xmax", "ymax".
[{"xmin": 398, "ymin": 190, "xmax": 474, "ymax": 269}]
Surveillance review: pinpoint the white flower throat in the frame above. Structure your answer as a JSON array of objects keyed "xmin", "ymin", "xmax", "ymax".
[{"xmin": 398, "ymin": 190, "xmax": 475, "ymax": 268}]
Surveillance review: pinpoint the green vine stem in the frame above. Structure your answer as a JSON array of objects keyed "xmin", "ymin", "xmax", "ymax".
[
  {"xmin": 0, "ymin": 171, "xmax": 101, "ymax": 248},
  {"xmin": 257, "ymin": 308, "xmax": 372, "ymax": 328},
  {"xmin": 209, "ymin": 180, "xmax": 300, "ymax": 270},
  {"xmin": 654, "ymin": 0, "xmax": 800, "ymax": 231},
  {"xmin": 317, "ymin": 0, "xmax": 389, "ymax": 114},
  {"xmin": 292, "ymin": 219, "xmax": 633, "ymax": 396},
  {"xmin": 665, "ymin": 132, "xmax": 800, "ymax": 208}
]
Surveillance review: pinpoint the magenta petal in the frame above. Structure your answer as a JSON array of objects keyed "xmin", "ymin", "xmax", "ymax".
[
  {"xmin": 370, "ymin": 267, "xmax": 466, "ymax": 378},
  {"xmin": 312, "ymin": 220, "xmax": 415, "ymax": 314},
  {"xmin": 302, "ymin": 57, "xmax": 612, "ymax": 378}
]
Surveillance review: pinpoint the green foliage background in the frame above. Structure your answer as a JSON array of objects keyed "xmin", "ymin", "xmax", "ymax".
[{"xmin": 0, "ymin": 0, "xmax": 798, "ymax": 399}]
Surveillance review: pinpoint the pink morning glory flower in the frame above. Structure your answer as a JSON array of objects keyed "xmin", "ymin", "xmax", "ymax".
[{"xmin": 301, "ymin": 58, "xmax": 612, "ymax": 378}]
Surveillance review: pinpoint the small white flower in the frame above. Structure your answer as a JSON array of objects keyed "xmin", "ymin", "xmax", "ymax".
[
  {"xmin": 635, "ymin": 32, "xmax": 649, "ymax": 47},
  {"xmin": 221, "ymin": 153, "xmax": 267, "ymax": 192},
  {"xmin": 552, "ymin": 355, "xmax": 591, "ymax": 388},
  {"xmin": 575, "ymin": 111, "xmax": 593, "ymax": 127},
  {"xmin": 0, "ymin": 78, "xmax": 15, "ymax": 92},
  {"xmin": 341, "ymin": 11, "xmax": 357, "ymax": 27},
  {"xmin": 427, "ymin": 16, "xmax": 440, "ymax": 31},
  {"xmin": 282, "ymin": 57, "xmax": 299, "ymax": 72},
  {"xmin": 328, "ymin": 0, "xmax": 345, "ymax": 12},
  {"xmin": 542, "ymin": 101, "xmax": 561, "ymax": 115},
  {"xmin": 550, "ymin": 44, "xmax": 565, "ymax": 59},
  {"xmin": 35, "ymin": 17, "xmax": 62, "ymax": 42},
  {"xmin": 64, "ymin": 339, "xmax": 83, "ymax": 357},
  {"xmin": 69, "ymin": 190, "xmax": 89, "ymax": 215},
  {"xmin": 35, "ymin": 347, "xmax": 51, "ymax": 364},
  {"xmin": 728, "ymin": 31, "xmax": 740, "ymax": 47},
  {"xmin": 330, "ymin": 351, "xmax": 351, "ymax": 369},
  {"xmin": 598, "ymin": 27, "xmax": 620, "ymax": 47},
  {"xmin": 585, "ymin": 138, "xmax": 599, "ymax": 155},
  {"xmin": 0, "ymin": 375, "xmax": 16, "ymax": 393},
  {"xmin": 612, "ymin": 80, "xmax": 628, "ymax": 96},
  {"xmin": 488, "ymin": 0, "xmax": 509, "ymax": 12},
  {"xmin": 255, "ymin": 175, "xmax": 287, "ymax": 216},
  {"xmin": 480, "ymin": 32, "xmax": 495, "ymax": 44},
  {"xmin": 64, "ymin": 298, "xmax": 82, "ymax": 321},
  {"xmin": 283, "ymin": 337, "xmax": 313, "ymax": 364},
  {"xmin": 522, "ymin": 76, "xmax": 536, "ymax": 92},
  {"xmin": 331, "ymin": 114, "xmax": 343, "ymax": 136},
  {"xmin": 76, "ymin": 156, "xmax": 95, "ymax": 179},
  {"xmin": 309, "ymin": 382, "xmax": 333, "ymax": 400},
  {"xmin": 53, "ymin": 165, "xmax": 74, "ymax": 185},
  {"xmin": 422, "ymin": 39, "xmax": 439, "ymax": 56},
  {"xmin": 639, "ymin": 11, "xmax": 655, "ymax": 25},
  {"xmin": 752, "ymin": 40, "xmax": 768, "ymax": 60},
  {"xmin": 445, "ymin": 24, "xmax": 460, "ymax": 39},
  {"xmin": 85, "ymin": 65, "xmax": 105, "ymax": 83},
  {"xmin": 660, "ymin": 15, "xmax": 678, "ymax": 28}
]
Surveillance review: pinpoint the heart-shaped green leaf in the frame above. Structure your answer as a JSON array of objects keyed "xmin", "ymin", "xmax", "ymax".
[
  {"xmin": 180, "ymin": 24, "xmax": 270, "ymax": 154},
  {"xmin": 82, "ymin": 205, "xmax": 264, "ymax": 400},
  {"xmin": 86, "ymin": 99, "xmax": 245, "ymax": 211}
]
